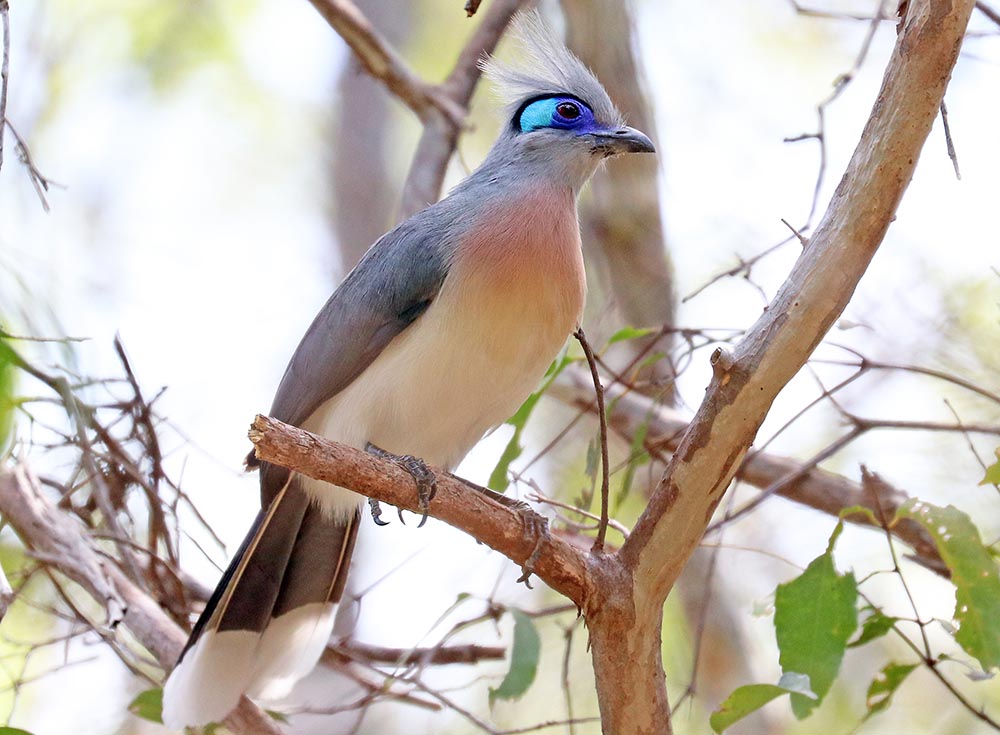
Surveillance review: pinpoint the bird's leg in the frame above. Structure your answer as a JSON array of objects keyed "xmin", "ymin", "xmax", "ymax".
[
  {"xmin": 446, "ymin": 473, "xmax": 549, "ymax": 588},
  {"xmin": 365, "ymin": 443, "xmax": 437, "ymax": 528}
]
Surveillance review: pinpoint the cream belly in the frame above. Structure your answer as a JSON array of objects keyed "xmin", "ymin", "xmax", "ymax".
[{"xmin": 302, "ymin": 184, "xmax": 586, "ymax": 518}]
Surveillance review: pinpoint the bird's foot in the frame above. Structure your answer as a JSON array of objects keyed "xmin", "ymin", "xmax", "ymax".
[
  {"xmin": 365, "ymin": 443, "xmax": 437, "ymax": 527},
  {"xmin": 446, "ymin": 473, "xmax": 549, "ymax": 588},
  {"xmin": 367, "ymin": 496, "xmax": 390, "ymax": 526}
]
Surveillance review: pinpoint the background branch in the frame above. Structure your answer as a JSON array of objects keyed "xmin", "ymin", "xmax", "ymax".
[
  {"xmin": 0, "ymin": 464, "xmax": 282, "ymax": 735},
  {"xmin": 550, "ymin": 369, "xmax": 947, "ymax": 576}
]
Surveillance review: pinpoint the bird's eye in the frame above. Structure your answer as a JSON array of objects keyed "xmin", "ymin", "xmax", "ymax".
[{"xmin": 556, "ymin": 102, "xmax": 581, "ymax": 120}]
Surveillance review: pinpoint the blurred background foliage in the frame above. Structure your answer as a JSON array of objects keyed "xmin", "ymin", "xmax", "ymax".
[{"xmin": 0, "ymin": 0, "xmax": 999, "ymax": 734}]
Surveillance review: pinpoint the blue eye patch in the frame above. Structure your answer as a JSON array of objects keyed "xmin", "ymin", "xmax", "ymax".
[{"xmin": 515, "ymin": 95, "xmax": 596, "ymax": 134}]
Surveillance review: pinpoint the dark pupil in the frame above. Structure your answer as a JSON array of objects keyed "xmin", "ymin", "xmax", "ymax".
[{"xmin": 556, "ymin": 102, "xmax": 580, "ymax": 119}]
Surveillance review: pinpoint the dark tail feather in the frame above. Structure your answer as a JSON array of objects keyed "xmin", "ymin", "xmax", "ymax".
[{"xmin": 162, "ymin": 478, "xmax": 360, "ymax": 728}]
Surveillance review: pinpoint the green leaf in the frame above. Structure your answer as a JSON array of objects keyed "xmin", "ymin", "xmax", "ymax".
[
  {"xmin": 0, "ymin": 728, "xmax": 41, "ymax": 735},
  {"xmin": 895, "ymin": 500, "xmax": 1000, "ymax": 670},
  {"xmin": 710, "ymin": 673, "xmax": 816, "ymax": 733},
  {"xmin": 0, "ymin": 334, "xmax": 16, "ymax": 454},
  {"xmin": 584, "ymin": 437, "xmax": 599, "ymax": 481},
  {"xmin": 980, "ymin": 450, "xmax": 1000, "ymax": 486},
  {"xmin": 607, "ymin": 326, "xmax": 657, "ymax": 344},
  {"xmin": 264, "ymin": 710, "xmax": 289, "ymax": 723},
  {"xmin": 774, "ymin": 550, "xmax": 858, "ymax": 718},
  {"xmin": 488, "ymin": 354, "xmax": 572, "ymax": 492},
  {"xmin": 128, "ymin": 688, "xmax": 164, "ymax": 724},
  {"xmin": 489, "ymin": 609, "xmax": 540, "ymax": 705},
  {"xmin": 848, "ymin": 608, "xmax": 899, "ymax": 648},
  {"xmin": 863, "ymin": 662, "xmax": 918, "ymax": 720}
]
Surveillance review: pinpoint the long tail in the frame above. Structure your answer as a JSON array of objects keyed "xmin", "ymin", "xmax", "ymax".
[{"xmin": 162, "ymin": 478, "xmax": 359, "ymax": 729}]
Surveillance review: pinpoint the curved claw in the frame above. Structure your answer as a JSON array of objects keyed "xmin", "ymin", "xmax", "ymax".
[
  {"xmin": 365, "ymin": 442, "xmax": 436, "ymax": 529},
  {"xmin": 368, "ymin": 497, "xmax": 390, "ymax": 527}
]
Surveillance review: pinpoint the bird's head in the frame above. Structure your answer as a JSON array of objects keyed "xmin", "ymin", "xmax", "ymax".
[{"xmin": 481, "ymin": 11, "xmax": 654, "ymax": 190}]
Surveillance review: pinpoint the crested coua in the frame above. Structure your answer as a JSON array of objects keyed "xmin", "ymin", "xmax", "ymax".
[{"xmin": 162, "ymin": 12, "xmax": 654, "ymax": 728}]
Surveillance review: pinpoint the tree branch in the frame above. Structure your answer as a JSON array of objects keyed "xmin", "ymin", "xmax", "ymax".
[
  {"xmin": 0, "ymin": 464, "xmax": 281, "ymax": 735},
  {"xmin": 586, "ymin": 2, "xmax": 975, "ymax": 733},
  {"xmin": 550, "ymin": 370, "xmax": 947, "ymax": 576},
  {"xmin": 308, "ymin": 0, "xmax": 526, "ymax": 218},
  {"xmin": 306, "ymin": 0, "xmax": 465, "ymax": 126},
  {"xmin": 331, "ymin": 638, "xmax": 506, "ymax": 666},
  {"xmin": 621, "ymin": 0, "xmax": 975, "ymax": 607},
  {"xmin": 399, "ymin": 0, "xmax": 526, "ymax": 216},
  {"xmin": 248, "ymin": 414, "xmax": 591, "ymax": 605}
]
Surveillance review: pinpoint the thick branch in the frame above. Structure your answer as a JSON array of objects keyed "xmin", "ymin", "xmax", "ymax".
[
  {"xmin": 248, "ymin": 414, "xmax": 591, "ymax": 604},
  {"xmin": 0, "ymin": 465, "xmax": 280, "ymax": 735},
  {"xmin": 621, "ymin": 0, "xmax": 974, "ymax": 605},
  {"xmin": 577, "ymin": 4, "xmax": 976, "ymax": 733}
]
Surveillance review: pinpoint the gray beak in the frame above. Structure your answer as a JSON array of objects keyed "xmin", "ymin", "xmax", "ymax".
[{"xmin": 588, "ymin": 126, "xmax": 656, "ymax": 156}]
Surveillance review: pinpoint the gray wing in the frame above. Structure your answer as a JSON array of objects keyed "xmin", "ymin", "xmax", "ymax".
[{"xmin": 255, "ymin": 212, "xmax": 452, "ymax": 505}]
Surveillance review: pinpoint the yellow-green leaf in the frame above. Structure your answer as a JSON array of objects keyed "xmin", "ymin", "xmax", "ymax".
[
  {"xmin": 488, "ymin": 354, "xmax": 571, "ymax": 492},
  {"xmin": 128, "ymin": 688, "xmax": 163, "ymax": 724},
  {"xmin": 607, "ymin": 326, "xmax": 657, "ymax": 344},
  {"xmin": 774, "ymin": 551, "xmax": 857, "ymax": 718},
  {"xmin": 980, "ymin": 450, "xmax": 1000, "ymax": 486},
  {"xmin": 0, "ymin": 334, "xmax": 16, "ymax": 454},
  {"xmin": 848, "ymin": 608, "xmax": 898, "ymax": 649},
  {"xmin": 710, "ymin": 673, "xmax": 816, "ymax": 733},
  {"xmin": 864, "ymin": 662, "xmax": 918, "ymax": 720},
  {"xmin": 895, "ymin": 500, "xmax": 1000, "ymax": 670},
  {"xmin": 488, "ymin": 609, "xmax": 540, "ymax": 705}
]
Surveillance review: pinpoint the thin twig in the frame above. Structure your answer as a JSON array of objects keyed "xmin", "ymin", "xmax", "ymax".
[
  {"xmin": 976, "ymin": 0, "xmax": 1000, "ymax": 27},
  {"xmin": 4, "ymin": 119, "xmax": 56, "ymax": 211},
  {"xmin": 940, "ymin": 100, "xmax": 961, "ymax": 179},
  {"xmin": 0, "ymin": 0, "xmax": 10, "ymax": 172},
  {"xmin": 573, "ymin": 328, "xmax": 610, "ymax": 553}
]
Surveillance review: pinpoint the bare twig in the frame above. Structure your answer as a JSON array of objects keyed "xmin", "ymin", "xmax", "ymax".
[
  {"xmin": 0, "ymin": 0, "xmax": 9, "ymax": 172},
  {"xmin": 573, "ymin": 327, "xmax": 610, "ymax": 553},
  {"xmin": 331, "ymin": 638, "xmax": 505, "ymax": 666},
  {"xmin": 0, "ymin": 464, "xmax": 281, "ymax": 734},
  {"xmin": 976, "ymin": 1, "xmax": 1000, "ymax": 27},
  {"xmin": 4, "ymin": 119, "xmax": 57, "ymax": 211},
  {"xmin": 940, "ymin": 100, "xmax": 961, "ymax": 179},
  {"xmin": 550, "ymin": 369, "xmax": 948, "ymax": 576}
]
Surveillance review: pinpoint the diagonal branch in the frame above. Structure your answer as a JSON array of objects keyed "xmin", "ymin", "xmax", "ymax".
[
  {"xmin": 306, "ymin": 0, "xmax": 526, "ymax": 218},
  {"xmin": 306, "ymin": 0, "xmax": 465, "ymax": 125},
  {"xmin": 400, "ymin": 0, "xmax": 526, "ymax": 216},
  {"xmin": 620, "ymin": 0, "xmax": 976, "ymax": 608},
  {"xmin": 580, "ymin": 2, "xmax": 976, "ymax": 733}
]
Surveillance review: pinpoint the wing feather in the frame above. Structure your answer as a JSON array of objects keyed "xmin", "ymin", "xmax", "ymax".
[{"xmin": 254, "ymin": 209, "xmax": 453, "ymax": 505}]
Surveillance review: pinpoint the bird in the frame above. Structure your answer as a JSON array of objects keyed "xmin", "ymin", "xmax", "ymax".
[{"xmin": 161, "ymin": 11, "xmax": 654, "ymax": 729}]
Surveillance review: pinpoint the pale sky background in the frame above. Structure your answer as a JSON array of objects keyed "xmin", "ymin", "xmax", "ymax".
[{"xmin": 1, "ymin": 0, "xmax": 999, "ymax": 733}]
